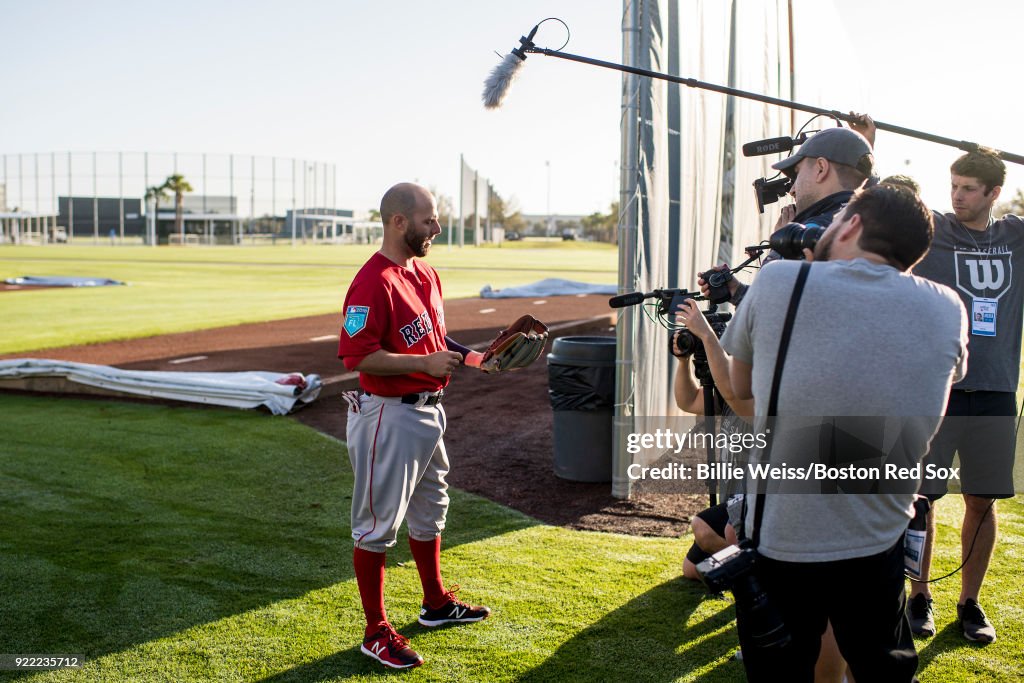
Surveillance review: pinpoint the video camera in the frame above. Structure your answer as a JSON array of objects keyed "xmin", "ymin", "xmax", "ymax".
[
  {"xmin": 743, "ymin": 132, "xmax": 811, "ymax": 214},
  {"xmin": 607, "ymin": 289, "xmax": 731, "ymax": 378},
  {"xmin": 671, "ymin": 297, "xmax": 730, "ymax": 360}
]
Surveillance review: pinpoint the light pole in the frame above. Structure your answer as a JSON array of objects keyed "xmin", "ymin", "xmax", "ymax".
[{"xmin": 545, "ymin": 160, "xmax": 552, "ymax": 236}]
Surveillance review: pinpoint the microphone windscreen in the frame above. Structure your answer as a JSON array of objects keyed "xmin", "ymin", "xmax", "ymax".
[
  {"xmin": 608, "ymin": 292, "xmax": 646, "ymax": 308},
  {"xmin": 482, "ymin": 52, "xmax": 525, "ymax": 109},
  {"xmin": 741, "ymin": 136, "xmax": 795, "ymax": 157}
]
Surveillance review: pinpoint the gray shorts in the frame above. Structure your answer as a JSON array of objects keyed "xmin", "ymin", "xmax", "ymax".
[
  {"xmin": 919, "ymin": 390, "xmax": 1017, "ymax": 500},
  {"xmin": 347, "ymin": 393, "xmax": 450, "ymax": 552}
]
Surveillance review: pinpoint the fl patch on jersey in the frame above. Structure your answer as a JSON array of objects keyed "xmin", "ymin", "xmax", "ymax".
[{"xmin": 344, "ymin": 306, "xmax": 370, "ymax": 337}]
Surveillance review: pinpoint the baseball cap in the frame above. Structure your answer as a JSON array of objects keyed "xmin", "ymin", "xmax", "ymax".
[{"xmin": 772, "ymin": 127, "xmax": 874, "ymax": 178}]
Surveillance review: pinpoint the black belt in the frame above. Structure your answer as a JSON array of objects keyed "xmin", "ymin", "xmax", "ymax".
[{"xmin": 364, "ymin": 390, "xmax": 444, "ymax": 406}]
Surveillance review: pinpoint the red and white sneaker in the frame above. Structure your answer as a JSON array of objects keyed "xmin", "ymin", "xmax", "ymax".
[
  {"xmin": 418, "ymin": 585, "xmax": 492, "ymax": 627},
  {"xmin": 360, "ymin": 623, "xmax": 423, "ymax": 669}
]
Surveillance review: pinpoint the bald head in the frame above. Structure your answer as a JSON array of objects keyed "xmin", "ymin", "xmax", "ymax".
[{"xmin": 380, "ymin": 182, "xmax": 432, "ymax": 227}]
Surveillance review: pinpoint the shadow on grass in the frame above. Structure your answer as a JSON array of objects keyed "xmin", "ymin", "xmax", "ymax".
[
  {"xmin": 252, "ymin": 580, "xmax": 741, "ymax": 683},
  {"xmin": 915, "ymin": 619, "xmax": 990, "ymax": 674},
  {"xmin": 0, "ymin": 394, "xmax": 538, "ymax": 676},
  {"xmin": 514, "ymin": 577, "xmax": 743, "ymax": 683},
  {"xmin": 256, "ymin": 618, "xmax": 439, "ymax": 682}
]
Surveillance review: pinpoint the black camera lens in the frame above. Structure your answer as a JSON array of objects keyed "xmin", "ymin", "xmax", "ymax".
[
  {"xmin": 671, "ymin": 329, "xmax": 700, "ymax": 358},
  {"xmin": 697, "ymin": 545, "xmax": 792, "ymax": 650},
  {"xmin": 733, "ymin": 573, "xmax": 792, "ymax": 649},
  {"xmin": 769, "ymin": 222, "xmax": 825, "ymax": 260}
]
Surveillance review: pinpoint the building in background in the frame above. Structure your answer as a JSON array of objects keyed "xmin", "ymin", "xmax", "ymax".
[{"xmin": 0, "ymin": 152, "xmax": 346, "ymax": 245}]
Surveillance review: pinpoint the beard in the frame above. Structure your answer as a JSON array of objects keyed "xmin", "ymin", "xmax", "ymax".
[
  {"xmin": 404, "ymin": 228, "xmax": 432, "ymax": 257},
  {"xmin": 812, "ymin": 231, "xmax": 834, "ymax": 261}
]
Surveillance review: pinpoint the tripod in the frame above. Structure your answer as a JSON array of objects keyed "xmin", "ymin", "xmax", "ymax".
[{"xmin": 691, "ymin": 345, "xmax": 721, "ymax": 508}]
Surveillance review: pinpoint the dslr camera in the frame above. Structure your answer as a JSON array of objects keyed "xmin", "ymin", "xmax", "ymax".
[
  {"xmin": 769, "ymin": 222, "xmax": 825, "ymax": 260},
  {"xmin": 697, "ymin": 543, "xmax": 791, "ymax": 649}
]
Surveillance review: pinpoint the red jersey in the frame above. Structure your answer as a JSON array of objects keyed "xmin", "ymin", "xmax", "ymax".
[{"xmin": 338, "ymin": 252, "xmax": 449, "ymax": 395}]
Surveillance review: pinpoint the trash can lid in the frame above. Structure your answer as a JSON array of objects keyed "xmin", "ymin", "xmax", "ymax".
[{"xmin": 547, "ymin": 336, "xmax": 617, "ymax": 366}]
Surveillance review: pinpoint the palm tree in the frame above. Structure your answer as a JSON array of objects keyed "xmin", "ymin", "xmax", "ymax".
[
  {"xmin": 163, "ymin": 174, "xmax": 194, "ymax": 244},
  {"xmin": 145, "ymin": 184, "xmax": 170, "ymax": 245}
]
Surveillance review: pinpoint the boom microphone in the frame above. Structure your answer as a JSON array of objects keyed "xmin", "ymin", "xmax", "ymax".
[
  {"xmin": 483, "ymin": 25, "xmax": 539, "ymax": 109},
  {"xmin": 742, "ymin": 136, "xmax": 795, "ymax": 157},
  {"xmin": 609, "ymin": 291, "xmax": 647, "ymax": 308}
]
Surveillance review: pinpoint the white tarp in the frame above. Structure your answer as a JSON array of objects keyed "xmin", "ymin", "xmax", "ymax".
[
  {"xmin": 0, "ymin": 359, "xmax": 322, "ymax": 415},
  {"xmin": 479, "ymin": 278, "xmax": 617, "ymax": 299},
  {"xmin": 5, "ymin": 276, "xmax": 125, "ymax": 287}
]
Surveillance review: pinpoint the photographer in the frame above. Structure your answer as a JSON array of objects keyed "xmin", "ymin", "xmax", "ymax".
[
  {"xmin": 718, "ymin": 184, "xmax": 967, "ymax": 681},
  {"xmin": 701, "ymin": 127, "xmax": 874, "ymax": 304},
  {"xmin": 676, "ymin": 301, "xmax": 854, "ymax": 683}
]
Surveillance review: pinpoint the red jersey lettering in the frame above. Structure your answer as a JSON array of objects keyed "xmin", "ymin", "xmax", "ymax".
[{"xmin": 337, "ymin": 252, "xmax": 448, "ymax": 395}]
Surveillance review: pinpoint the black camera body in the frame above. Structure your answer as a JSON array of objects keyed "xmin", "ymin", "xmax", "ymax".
[
  {"xmin": 697, "ymin": 543, "xmax": 791, "ymax": 649},
  {"xmin": 754, "ymin": 176, "xmax": 793, "ymax": 214},
  {"xmin": 769, "ymin": 222, "xmax": 825, "ymax": 260},
  {"xmin": 697, "ymin": 543, "xmax": 757, "ymax": 593}
]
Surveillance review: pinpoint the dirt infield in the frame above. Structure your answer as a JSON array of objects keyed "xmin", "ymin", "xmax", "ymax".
[{"xmin": 3, "ymin": 294, "xmax": 700, "ymax": 538}]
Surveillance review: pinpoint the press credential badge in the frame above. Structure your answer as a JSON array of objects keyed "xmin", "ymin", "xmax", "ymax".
[{"xmin": 971, "ymin": 297, "xmax": 997, "ymax": 337}]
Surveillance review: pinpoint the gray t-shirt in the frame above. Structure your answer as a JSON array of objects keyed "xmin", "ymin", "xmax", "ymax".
[
  {"xmin": 721, "ymin": 258, "xmax": 967, "ymax": 562},
  {"xmin": 913, "ymin": 211, "xmax": 1024, "ymax": 392}
]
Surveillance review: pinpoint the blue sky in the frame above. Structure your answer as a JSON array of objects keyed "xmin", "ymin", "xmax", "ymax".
[{"xmin": 1, "ymin": 0, "xmax": 1021, "ymax": 216}]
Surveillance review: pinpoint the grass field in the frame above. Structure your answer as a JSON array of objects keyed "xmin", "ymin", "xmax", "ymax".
[
  {"xmin": 0, "ymin": 241, "xmax": 617, "ymax": 354},
  {"xmin": 1, "ymin": 393, "xmax": 1022, "ymax": 682},
  {"xmin": 3, "ymin": 241, "xmax": 1023, "ymax": 681}
]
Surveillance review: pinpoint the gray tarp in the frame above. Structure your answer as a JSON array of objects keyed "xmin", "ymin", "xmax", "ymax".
[
  {"xmin": 0, "ymin": 359, "xmax": 321, "ymax": 415},
  {"xmin": 479, "ymin": 278, "xmax": 616, "ymax": 299}
]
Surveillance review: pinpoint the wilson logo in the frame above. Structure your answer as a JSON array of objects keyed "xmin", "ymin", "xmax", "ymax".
[
  {"xmin": 965, "ymin": 259, "xmax": 1005, "ymax": 290},
  {"xmin": 955, "ymin": 252, "xmax": 1012, "ymax": 300}
]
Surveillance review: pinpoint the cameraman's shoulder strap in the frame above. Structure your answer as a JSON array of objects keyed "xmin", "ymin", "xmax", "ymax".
[
  {"xmin": 767, "ymin": 261, "xmax": 812, "ymax": 417},
  {"xmin": 751, "ymin": 261, "xmax": 812, "ymax": 549}
]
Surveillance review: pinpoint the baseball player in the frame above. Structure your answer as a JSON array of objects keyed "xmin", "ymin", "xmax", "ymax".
[{"xmin": 338, "ymin": 182, "xmax": 545, "ymax": 669}]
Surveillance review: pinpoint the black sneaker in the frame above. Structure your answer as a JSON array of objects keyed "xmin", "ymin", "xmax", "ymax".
[
  {"xmin": 361, "ymin": 623, "xmax": 424, "ymax": 669},
  {"xmin": 907, "ymin": 593, "xmax": 936, "ymax": 637},
  {"xmin": 957, "ymin": 599, "xmax": 996, "ymax": 643},
  {"xmin": 418, "ymin": 585, "xmax": 491, "ymax": 627}
]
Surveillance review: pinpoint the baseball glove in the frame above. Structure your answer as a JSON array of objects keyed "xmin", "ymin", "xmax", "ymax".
[{"xmin": 480, "ymin": 314, "xmax": 549, "ymax": 373}]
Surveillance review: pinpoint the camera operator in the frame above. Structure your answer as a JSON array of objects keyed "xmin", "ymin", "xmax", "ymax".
[
  {"xmin": 718, "ymin": 184, "xmax": 968, "ymax": 682},
  {"xmin": 672, "ymin": 298, "xmax": 750, "ymax": 578},
  {"xmin": 700, "ymin": 127, "xmax": 875, "ymax": 304}
]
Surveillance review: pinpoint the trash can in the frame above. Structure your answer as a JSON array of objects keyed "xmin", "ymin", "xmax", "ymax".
[{"xmin": 547, "ymin": 336, "xmax": 616, "ymax": 482}]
